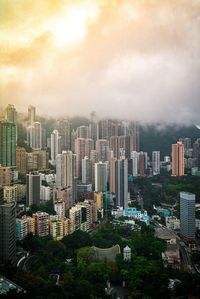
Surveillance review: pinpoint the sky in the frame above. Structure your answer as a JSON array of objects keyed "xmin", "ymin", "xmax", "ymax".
[{"xmin": 0, "ymin": 0, "xmax": 200, "ymax": 124}]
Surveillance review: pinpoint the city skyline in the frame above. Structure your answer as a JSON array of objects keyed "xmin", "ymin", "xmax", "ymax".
[{"xmin": 1, "ymin": 0, "xmax": 200, "ymax": 124}]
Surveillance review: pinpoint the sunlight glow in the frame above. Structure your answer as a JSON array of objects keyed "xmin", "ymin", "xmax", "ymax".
[{"xmin": 50, "ymin": 6, "xmax": 98, "ymax": 48}]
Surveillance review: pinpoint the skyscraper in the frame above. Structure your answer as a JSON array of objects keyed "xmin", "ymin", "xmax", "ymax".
[
  {"xmin": 95, "ymin": 162, "xmax": 107, "ymax": 192},
  {"xmin": 26, "ymin": 173, "xmax": 41, "ymax": 206},
  {"xmin": 27, "ymin": 121, "xmax": 42, "ymax": 150},
  {"xmin": 115, "ymin": 159, "xmax": 128, "ymax": 209},
  {"xmin": 96, "ymin": 139, "xmax": 109, "ymax": 162},
  {"xmin": 109, "ymin": 157, "xmax": 116, "ymax": 193},
  {"xmin": 82, "ymin": 156, "xmax": 92, "ymax": 184},
  {"xmin": 77, "ymin": 126, "xmax": 89, "ymax": 139},
  {"xmin": 0, "ymin": 186, "xmax": 16, "ymax": 263},
  {"xmin": 5, "ymin": 104, "xmax": 17, "ymax": 126},
  {"xmin": 172, "ymin": 141, "xmax": 184, "ymax": 176},
  {"xmin": 75, "ymin": 138, "xmax": 86, "ymax": 179},
  {"xmin": 152, "ymin": 151, "xmax": 160, "ymax": 175},
  {"xmin": 16, "ymin": 147, "xmax": 27, "ymax": 174},
  {"xmin": 85, "ymin": 138, "xmax": 94, "ymax": 158},
  {"xmin": 56, "ymin": 151, "xmax": 77, "ymax": 203},
  {"xmin": 0, "ymin": 120, "xmax": 16, "ymax": 168},
  {"xmin": 58, "ymin": 118, "xmax": 71, "ymax": 151},
  {"xmin": 180, "ymin": 192, "xmax": 195, "ymax": 242},
  {"xmin": 50, "ymin": 129, "xmax": 61, "ymax": 165},
  {"xmin": 28, "ymin": 105, "xmax": 36, "ymax": 125},
  {"xmin": 131, "ymin": 151, "xmax": 138, "ymax": 177}
]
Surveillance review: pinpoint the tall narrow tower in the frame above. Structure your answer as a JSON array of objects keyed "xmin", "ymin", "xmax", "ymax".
[
  {"xmin": 0, "ymin": 120, "xmax": 16, "ymax": 168},
  {"xmin": 115, "ymin": 159, "xmax": 128, "ymax": 209},
  {"xmin": 180, "ymin": 192, "xmax": 195, "ymax": 242},
  {"xmin": 172, "ymin": 141, "xmax": 184, "ymax": 176},
  {"xmin": 0, "ymin": 186, "xmax": 16, "ymax": 263}
]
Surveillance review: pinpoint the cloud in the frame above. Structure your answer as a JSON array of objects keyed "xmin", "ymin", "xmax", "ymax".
[{"xmin": 0, "ymin": 0, "xmax": 200, "ymax": 124}]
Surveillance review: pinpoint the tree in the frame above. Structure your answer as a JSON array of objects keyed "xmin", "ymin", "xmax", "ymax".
[
  {"xmin": 77, "ymin": 246, "xmax": 95, "ymax": 269},
  {"xmin": 62, "ymin": 230, "xmax": 92, "ymax": 251}
]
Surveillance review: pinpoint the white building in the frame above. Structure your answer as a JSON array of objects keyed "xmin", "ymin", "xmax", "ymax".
[
  {"xmin": 123, "ymin": 246, "xmax": 131, "ymax": 261},
  {"xmin": 131, "ymin": 151, "xmax": 138, "ymax": 176},
  {"xmin": 50, "ymin": 129, "xmax": 61, "ymax": 165},
  {"xmin": 54, "ymin": 200, "xmax": 65, "ymax": 219},
  {"xmin": 152, "ymin": 151, "xmax": 160, "ymax": 175},
  {"xmin": 40, "ymin": 186, "xmax": 51, "ymax": 201},
  {"xmin": 27, "ymin": 122, "xmax": 42, "ymax": 150},
  {"xmin": 3, "ymin": 185, "xmax": 17, "ymax": 203}
]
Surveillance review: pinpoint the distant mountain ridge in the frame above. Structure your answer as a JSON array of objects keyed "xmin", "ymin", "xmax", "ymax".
[{"xmin": 140, "ymin": 124, "xmax": 200, "ymax": 158}]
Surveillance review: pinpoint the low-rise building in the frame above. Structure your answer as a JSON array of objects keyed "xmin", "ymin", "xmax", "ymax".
[
  {"xmin": 16, "ymin": 216, "xmax": 28, "ymax": 240},
  {"xmin": 165, "ymin": 216, "xmax": 180, "ymax": 230},
  {"xmin": 3, "ymin": 185, "xmax": 17, "ymax": 203}
]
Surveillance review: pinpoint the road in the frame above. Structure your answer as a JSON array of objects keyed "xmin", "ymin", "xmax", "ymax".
[{"xmin": 154, "ymin": 221, "xmax": 196, "ymax": 273}]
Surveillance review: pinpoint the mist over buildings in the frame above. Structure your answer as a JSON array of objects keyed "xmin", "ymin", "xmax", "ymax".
[{"xmin": 0, "ymin": 0, "xmax": 200, "ymax": 124}]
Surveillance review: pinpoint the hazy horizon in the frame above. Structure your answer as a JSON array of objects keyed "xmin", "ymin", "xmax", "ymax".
[{"xmin": 1, "ymin": 0, "xmax": 200, "ymax": 124}]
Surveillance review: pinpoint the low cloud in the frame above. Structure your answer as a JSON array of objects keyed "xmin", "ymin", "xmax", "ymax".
[{"xmin": 0, "ymin": 0, "xmax": 200, "ymax": 124}]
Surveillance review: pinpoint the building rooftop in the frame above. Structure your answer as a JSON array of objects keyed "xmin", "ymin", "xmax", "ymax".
[
  {"xmin": 0, "ymin": 276, "xmax": 25, "ymax": 295},
  {"xmin": 155, "ymin": 227, "xmax": 176, "ymax": 240}
]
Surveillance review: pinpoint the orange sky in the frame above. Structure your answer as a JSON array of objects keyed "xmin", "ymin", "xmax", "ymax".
[{"xmin": 0, "ymin": 0, "xmax": 200, "ymax": 123}]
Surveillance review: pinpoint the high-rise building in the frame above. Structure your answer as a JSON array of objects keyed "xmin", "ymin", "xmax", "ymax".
[
  {"xmin": 138, "ymin": 152, "xmax": 146, "ymax": 176},
  {"xmin": 28, "ymin": 105, "xmax": 36, "ymax": 125},
  {"xmin": 5, "ymin": 104, "xmax": 17, "ymax": 124},
  {"xmin": 96, "ymin": 139, "xmax": 109, "ymax": 162},
  {"xmin": 5, "ymin": 104, "xmax": 17, "ymax": 142},
  {"xmin": 75, "ymin": 138, "xmax": 86, "ymax": 179},
  {"xmin": 82, "ymin": 156, "xmax": 92, "ymax": 184},
  {"xmin": 180, "ymin": 192, "xmax": 195, "ymax": 241},
  {"xmin": 56, "ymin": 151, "xmax": 76, "ymax": 203},
  {"xmin": 32, "ymin": 150, "xmax": 49, "ymax": 171},
  {"xmin": 3, "ymin": 185, "xmax": 17, "ymax": 203},
  {"xmin": 152, "ymin": 151, "xmax": 160, "ymax": 175},
  {"xmin": 0, "ymin": 120, "xmax": 16, "ymax": 168},
  {"xmin": 26, "ymin": 153, "xmax": 38, "ymax": 171},
  {"xmin": 85, "ymin": 138, "xmax": 94, "ymax": 158},
  {"xmin": 58, "ymin": 118, "xmax": 71, "ymax": 151},
  {"xmin": 16, "ymin": 147, "xmax": 27, "ymax": 174},
  {"xmin": 95, "ymin": 161, "xmax": 107, "ymax": 192},
  {"xmin": 110, "ymin": 136, "xmax": 120, "ymax": 159},
  {"xmin": 55, "ymin": 154, "xmax": 62, "ymax": 188},
  {"xmin": 131, "ymin": 151, "xmax": 138, "ymax": 177},
  {"xmin": 128, "ymin": 121, "xmax": 140, "ymax": 152},
  {"xmin": 90, "ymin": 150, "xmax": 99, "ymax": 187},
  {"xmin": 89, "ymin": 121, "xmax": 98, "ymax": 146},
  {"xmin": 26, "ymin": 173, "xmax": 41, "ymax": 206},
  {"xmin": 109, "ymin": 157, "xmax": 116, "ymax": 193},
  {"xmin": 27, "ymin": 121, "xmax": 42, "ymax": 150},
  {"xmin": 33, "ymin": 212, "xmax": 49, "ymax": 237},
  {"xmin": 0, "ymin": 186, "xmax": 16, "ymax": 263},
  {"xmin": 0, "ymin": 167, "xmax": 12, "ymax": 186},
  {"xmin": 115, "ymin": 159, "xmax": 128, "ymax": 209},
  {"xmin": 50, "ymin": 129, "xmax": 61, "ymax": 165},
  {"xmin": 77, "ymin": 126, "xmax": 89, "ymax": 139},
  {"xmin": 172, "ymin": 141, "xmax": 184, "ymax": 176}
]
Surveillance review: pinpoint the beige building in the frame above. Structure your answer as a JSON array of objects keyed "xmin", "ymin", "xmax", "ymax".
[
  {"xmin": 0, "ymin": 167, "xmax": 12, "ymax": 186},
  {"xmin": 3, "ymin": 185, "xmax": 17, "ymax": 203},
  {"xmin": 27, "ymin": 216, "xmax": 35, "ymax": 235},
  {"xmin": 32, "ymin": 150, "xmax": 49, "ymax": 171},
  {"xmin": 16, "ymin": 147, "xmax": 26, "ymax": 174},
  {"xmin": 172, "ymin": 141, "xmax": 184, "ymax": 176},
  {"xmin": 94, "ymin": 192, "xmax": 103, "ymax": 209},
  {"xmin": 50, "ymin": 216, "xmax": 64, "ymax": 241}
]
